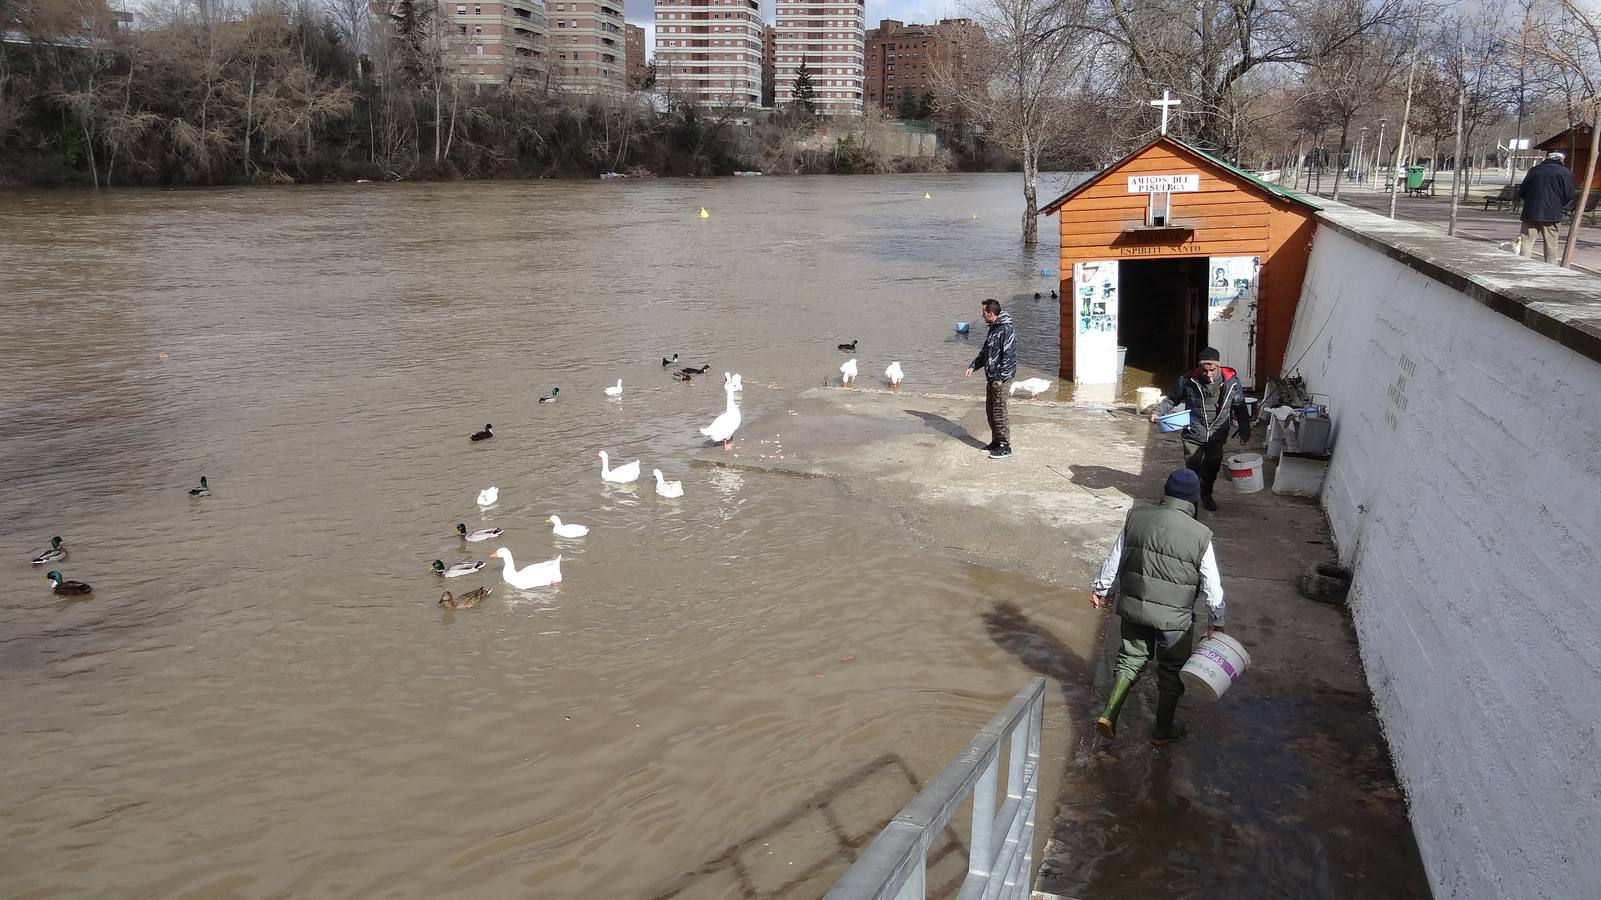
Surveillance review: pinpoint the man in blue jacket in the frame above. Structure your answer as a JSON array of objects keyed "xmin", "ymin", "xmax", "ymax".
[
  {"xmin": 1517, "ymin": 151, "xmax": 1576, "ymax": 265},
  {"xmin": 1151, "ymin": 347, "xmax": 1251, "ymax": 511},
  {"xmin": 965, "ymin": 299, "xmax": 1018, "ymax": 459}
]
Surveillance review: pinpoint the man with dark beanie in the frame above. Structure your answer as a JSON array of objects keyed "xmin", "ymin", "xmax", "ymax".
[
  {"xmin": 1151, "ymin": 347, "xmax": 1251, "ymax": 511},
  {"xmin": 1090, "ymin": 468, "xmax": 1226, "ymax": 743}
]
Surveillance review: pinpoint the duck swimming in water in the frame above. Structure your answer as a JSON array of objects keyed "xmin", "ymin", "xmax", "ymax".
[
  {"xmin": 539, "ymin": 388, "xmax": 560, "ymax": 403},
  {"xmin": 457, "ymin": 523, "xmax": 504, "ymax": 542},
  {"xmin": 189, "ymin": 476, "xmax": 211, "ymax": 497},
  {"xmin": 439, "ymin": 587, "xmax": 491, "ymax": 609},
  {"xmin": 672, "ymin": 371, "xmax": 692, "ymax": 382},
  {"xmin": 662, "ymin": 353, "xmax": 679, "ymax": 367},
  {"xmin": 46, "ymin": 571, "xmax": 93, "ymax": 596},
  {"xmin": 432, "ymin": 559, "xmax": 486, "ymax": 577},
  {"xmin": 31, "ymin": 536, "xmax": 67, "ymax": 565},
  {"xmin": 680, "ymin": 365, "xmax": 710, "ymax": 375},
  {"xmin": 470, "ymin": 424, "xmax": 494, "ymax": 442},
  {"xmin": 838, "ymin": 340, "xmax": 858, "ymax": 351}
]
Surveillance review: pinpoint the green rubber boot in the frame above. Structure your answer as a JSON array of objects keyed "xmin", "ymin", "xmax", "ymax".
[
  {"xmin": 1151, "ymin": 694, "xmax": 1187, "ymax": 744},
  {"xmin": 1096, "ymin": 677, "xmax": 1135, "ymax": 739}
]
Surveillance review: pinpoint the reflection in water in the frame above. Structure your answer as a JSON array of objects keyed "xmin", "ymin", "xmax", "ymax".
[{"xmin": 0, "ymin": 176, "xmax": 1096, "ymax": 898}]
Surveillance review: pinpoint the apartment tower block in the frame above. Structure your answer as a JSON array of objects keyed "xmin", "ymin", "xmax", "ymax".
[
  {"xmin": 653, "ymin": 0, "xmax": 766, "ymax": 107},
  {"xmin": 774, "ymin": 0, "xmax": 864, "ymax": 115}
]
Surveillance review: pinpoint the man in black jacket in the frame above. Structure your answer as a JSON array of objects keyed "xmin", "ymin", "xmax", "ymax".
[
  {"xmin": 1151, "ymin": 347, "xmax": 1251, "ymax": 511},
  {"xmin": 964, "ymin": 299, "xmax": 1018, "ymax": 459},
  {"xmin": 1517, "ymin": 152, "xmax": 1577, "ymax": 265}
]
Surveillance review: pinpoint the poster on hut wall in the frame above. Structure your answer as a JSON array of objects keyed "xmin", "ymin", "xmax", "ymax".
[
  {"xmin": 1206, "ymin": 256, "xmax": 1260, "ymax": 387},
  {"xmin": 1073, "ymin": 260, "xmax": 1120, "ymax": 384}
]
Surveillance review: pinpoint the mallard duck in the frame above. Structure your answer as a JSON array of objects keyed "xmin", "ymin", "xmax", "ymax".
[
  {"xmin": 31, "ymin": 536, "xmax": 67, "ymax": 565},
  {"xmin": 672, "ymin": 371, "xmax": 692, "ymax": 382},
  {"xmin": 439, "ymin": 587, "xmax": 491, "ymax": 609},
  {"xmin": 432, "ymin": 559, "xmax": 486, "ymax": 577},
  {"xmin": 662, "ymin": 353, "xmax": 679, "ymax": 367},
  {"xmin": 653, "ymin": 469, "xmax": 685, "ymax": 498},
  {"xmin": 457, "ymin": 523, "xmax": 504, "ymax": 542},
  {"xmin": 680, "ymin": 365, "xmax": 710, "ymax": 375},
  {"xmin": 46, "ymin": 571, "xmax": 93, "ymax": 596},
  {"xmin": 477, "ymin": 486, "xmax": 499, "ymax": 506},
  {"xmin": 839, "ymin": 358, "xmax": 858, "ymax": 386},
  {"xmin": 597, "ymin": 450, "xmax": 641, "ymax": 483},
  {"xmin": 489, "ymin": 548, "xmax": 563, "ymax": 589},
  {"xmin": 724, "ymin": 372, "xmax": 743, "ymax": 392},
  {"xmin": 1050, "ymin": 289, "xmax": 1059, "ymax": 299},
  {"xmin": 604, "ymin": 379, "xmax": 624, "ymax": 397},
  {"xmin": 470, "ymin": 424, "xmax": 494, "ymax": 442},
  {"xmin": 1010, "ymin": 377, "xmax": 1055, "ymax": 399},
  {"xmin": 885, "ymin": 361, "xmax": 904, "ymax": 387},
  {"xmin": 838, "ymin": 340, "xmax": 858, "ymax": 351},
  {"xmin": 548, "ymin": 515, "xmax": 589, "ymax": 538},
  {"xmin": 188, "ymin": 476, "xmax": 211, "ymax": 497},
  {"xmin": 539, "ymin": 388, "xmax": 560, "ymax": 403},
  {"xmin": 700, "ymin": 382, "xmax": 742, "ymax": 449}
]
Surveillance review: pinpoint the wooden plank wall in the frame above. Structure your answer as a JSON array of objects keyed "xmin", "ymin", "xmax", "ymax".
[{"xmin": 1052, "ymin": 141, "xmax": 1318, "ymax": 382}]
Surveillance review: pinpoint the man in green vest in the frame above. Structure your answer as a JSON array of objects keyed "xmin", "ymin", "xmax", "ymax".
[{"xmin": 1089, "ymin": 468, "xmax": 1226, "ymax": 743}]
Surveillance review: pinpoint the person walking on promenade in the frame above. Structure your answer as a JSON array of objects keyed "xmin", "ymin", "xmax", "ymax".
[
  {"xmin": 1150, "ymin": 347, "xmax": 1250, "ymax": 511},
  {"xmin": 1517, "ymin": 151, "xmax": 1576, "ymax": 265},
  {"xmin": 1090, "ymin": 468, "xmax": 1226, "ymax": 743},
  {"xmin": 964, "ymin": 299, "xmax": 1017, "ymax": 459}
]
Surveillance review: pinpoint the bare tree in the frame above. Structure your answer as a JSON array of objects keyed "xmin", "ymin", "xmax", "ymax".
[
  {"xmin": 936, "ymin": 0, "xmax": 1097, "ymax": 245},
  {"xmin": 1304, "ymin": 29, "xmax": 1408, "ymax": 199},
  {"xmin": 1519, "ymin": 0, "xmax": 1601, "ymax": 268}
]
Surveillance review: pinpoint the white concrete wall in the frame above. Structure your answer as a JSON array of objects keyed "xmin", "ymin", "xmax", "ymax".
[{"xmin": 1282, "ymin": 214, "xmax": 1601, "ymax": 900}]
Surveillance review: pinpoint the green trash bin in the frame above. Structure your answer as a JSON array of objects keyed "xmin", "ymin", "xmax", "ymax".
[{"xmin": 1406, "ymin": 166, "xmax": 1426, "ymax": 190}]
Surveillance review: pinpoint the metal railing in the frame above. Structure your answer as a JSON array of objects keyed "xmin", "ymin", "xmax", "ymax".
[{"xmin": 824, "ymin": 677, "xmax": 1046, "ymax": 900}]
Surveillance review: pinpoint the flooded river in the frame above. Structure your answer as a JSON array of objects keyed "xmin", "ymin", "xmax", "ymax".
[{"xmin": 0, "ymin": 175, "xmax": 1090, "ymax": 898}]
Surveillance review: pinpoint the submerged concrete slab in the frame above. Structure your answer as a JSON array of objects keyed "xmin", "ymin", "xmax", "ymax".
[{"xmin": 705, "ymin": 387, "xmax": 1429, "ymax": 898}]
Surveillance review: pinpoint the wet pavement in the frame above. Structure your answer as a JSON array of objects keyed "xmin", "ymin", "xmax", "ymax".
[{"xmin": 717, "ymin": 387, "xmax": 1431, "ymax": 899}]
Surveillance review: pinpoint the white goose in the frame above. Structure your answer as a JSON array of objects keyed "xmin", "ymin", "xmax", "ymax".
[
  {"xmin": 700, "ymin": 383, "xmax": 742, "ymax": 449},
  {"xmin": 724, "ymin": 372, "xmax": 743, "ymax": 392},
  {"xmin": 548, "ymin": 515, "xmax": 589, "ymax": 538},
  {"xmin": 653, "ymin": 469, "xmax": 685, "ymax": 498},
  {"xmin": 1010, "ymin": 377, "xmax": 1054, "ymax": 399},
  {"xmin": 840, "ymin": 358, "xmax": 858, "ymax": 386},
  {"xmin": 490, "ymin": 548, "xmax": 563, "ymax": 589},
  {"xmin": 597, "ymin": 450, "xmax": 641, "ymax": 483},
  {"xmin": 885, "ymin": 361, "xmax": 904, "ymax": 387},
  {"xmin": 604, "ymin": 379, "xmax": 624, "ymax": 397},
  {"xmin": 477, "ymin": 486, "xmax": 499, "ymax": 506}
]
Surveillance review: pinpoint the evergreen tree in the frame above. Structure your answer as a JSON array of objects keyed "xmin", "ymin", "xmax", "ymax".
[
  {"xmin": 896, "ymin": 89, "xmax": 920, "ymax": 120},
  {"xmin": 791, "ymin": 58, "xmax": 818, "ymax": 117}
]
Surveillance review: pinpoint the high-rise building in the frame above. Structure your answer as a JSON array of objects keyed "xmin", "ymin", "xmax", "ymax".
[
  {"xmin": 624, "ymin": 22, "xmax": 647, "ymax": 88},
  {"xmin": 762, "ymin": 24, "xmax": 776, "ymax": 107},
  {"xmin": 546, "ymin": 0, "xmax": 626, "ymax": 92},
  {"xmin": 774, "ymin": 0, "xmax": 863, "ymax": 116},
  {"xmin": 863, "ymin": 18, "xmax": 984, "ymax": 116},
  {"xmin": 430, "ymin": 0, "xmax": 551, "ymax": 88},
  {"xmin": 653, "ymin": 0, "xmax": 766, "ymax": 107}
]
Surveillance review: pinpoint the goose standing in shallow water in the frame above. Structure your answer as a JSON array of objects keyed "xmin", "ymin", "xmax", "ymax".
[
  {"xmin": 885, "ymin": 361, "xmax": 904, "ymax": 387},
  {"xmin": 457, "ymin": 523, "xmax": 504, "ymax": 542},
  {"xmin": 839, "ymin": 358, "xmax": 858, "ymax": 387},
  {"xmin": 653, "ymin": 469, "xmax": 685, "ymax": 498},
  {"xmin": 46, "ymin": 571, "xmax": 93, "ymax": 596},
  {"xmin": 597, "ymin": 450, "xmax": 641, "ymax": 483},
  {"xmin": 1010, "ymin": 378, "xmax": 1054, "ymax": 400},
  {"xmin": 31, "ymin": 536, "xmax": 67, "ymax": 565},
  {"xmin": 490, "ymin": 548, "xmax": 563, "ymax": 589},
  {"xmin": 470, "ymin": 424, "xmax": 494, "ymax": 442},
  {"xmin": 189, "ymin": 476, "xmax": 211, "ymax": 497},
  {"xmin": 432, "ymin": 559, "xmax": 486, "ymax": 577},
  {"xmin": 699, "ymin": 383, "xmax": 742, "ymax": 449},
  {"xmin": 547, "ymin": 515, "xmax": 589, "ymax": 538},
  {"xmin": 439, "ymin": 587, "xmax": 491, "ymax": 609}
]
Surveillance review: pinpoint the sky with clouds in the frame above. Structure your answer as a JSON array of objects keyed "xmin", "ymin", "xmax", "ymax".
[{"xmin": 623, "ymin": 0, "xmax": 962, "ymax": 60}]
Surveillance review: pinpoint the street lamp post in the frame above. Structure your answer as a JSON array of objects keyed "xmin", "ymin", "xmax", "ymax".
[
  {"xmin": 1372, "ymin": 118, "xmax": 1389, "ymax": 190},
  {"xmin": 1354, "ymin": 126, "xmax": 1368, "ymax": 182}
]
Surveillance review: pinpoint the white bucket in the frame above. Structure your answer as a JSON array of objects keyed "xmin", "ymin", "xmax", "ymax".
[
  {"xmin": 1227, "ymin": 452, "xmax": 1264, "ymax": 493},
  {"xmin": 1180, "ymin": 633, "xmax": 1252, "ymax": 702},
  {"xmin": 1135, "ymin": 386, "xmax": 1162, "ymax": 414}
]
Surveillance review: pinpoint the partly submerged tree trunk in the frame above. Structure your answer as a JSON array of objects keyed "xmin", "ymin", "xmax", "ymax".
[{"xmin": 1021, "ymin": 130, "xmax": 1039, "ymax": 246}]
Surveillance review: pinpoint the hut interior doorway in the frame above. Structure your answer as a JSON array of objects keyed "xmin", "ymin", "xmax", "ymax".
[{"xmin": 1117, "ymin": 257, "xmax": 1209, "ymax": 387}]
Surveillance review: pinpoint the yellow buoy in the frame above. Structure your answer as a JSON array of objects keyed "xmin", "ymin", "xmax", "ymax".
[
  {"xmin": 923, "ymin": 192, "xmax": 932, "ymax": 200},
  {"xmin": 699, "ymin": 207, "xmax": 710, "ymax": 218},
  {"xmin": 971, "ymin": 213, "xmax": 977, "ymax": 219}
]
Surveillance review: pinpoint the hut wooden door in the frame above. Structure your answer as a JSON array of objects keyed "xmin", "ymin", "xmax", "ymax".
[{"xmin": 1206, "ymin": 255, "xmax": 1260, "ymax": 387}]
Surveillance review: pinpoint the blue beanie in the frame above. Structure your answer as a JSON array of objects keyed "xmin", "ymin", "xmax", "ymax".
[{"xmin": 1164, "ymin": 468, "xmax": 1202, "ymax": 503}]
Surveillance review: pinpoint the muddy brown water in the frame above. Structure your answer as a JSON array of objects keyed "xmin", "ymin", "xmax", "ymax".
[{"xmin": 0, "ymin": 175, "xmax": 1101, "ymax": 898}]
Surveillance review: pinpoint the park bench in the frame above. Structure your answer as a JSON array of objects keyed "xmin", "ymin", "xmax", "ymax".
[
  {"xmin": 1484, "ymin": 184, "xmax": 1521, "ymax": 211},
  {"xmin": 1564, "ymin": 192, "xmax": 1600, "ymax": 226},
  {"xmin": 1404, "ymin": 178, "xmax": 1436, "ymax": 197}
]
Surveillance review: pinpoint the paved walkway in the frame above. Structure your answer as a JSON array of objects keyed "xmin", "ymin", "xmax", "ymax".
[{"xmin": 1299, "ymin": 177, "xmax": 1600, "ymax": 275}]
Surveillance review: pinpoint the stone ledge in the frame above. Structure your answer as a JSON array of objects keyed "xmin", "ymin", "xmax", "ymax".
[{"xmin": 1313, "ymin": 200, "xmax": 1601, "ymax": 365}]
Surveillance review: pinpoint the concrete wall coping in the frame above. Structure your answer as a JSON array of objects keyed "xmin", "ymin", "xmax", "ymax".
[{"xmin": 1313, "ymin": 201, "xmax": 1601, "ymax": 365}]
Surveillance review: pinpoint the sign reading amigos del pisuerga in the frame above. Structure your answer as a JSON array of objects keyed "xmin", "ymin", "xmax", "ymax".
[{"xmin": 1127, "ymin": 173, "xmax": 1199, "ymax": 193}]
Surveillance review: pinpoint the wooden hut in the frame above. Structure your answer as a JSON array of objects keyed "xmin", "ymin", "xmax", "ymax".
[
  {"xmin": 1040, "ymin": 135, "xmax": 1320, "ymax": 390},
  {"xmin": 1535, "ymin": 124, "xmax": 1599, "ymax": 192}
]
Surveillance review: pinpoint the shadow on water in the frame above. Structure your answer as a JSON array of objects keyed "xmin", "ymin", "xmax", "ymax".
[
  {"xmin": 904, "ymin": 409, "xmax": 986, "ymax": 449},
  {"xmin": 648, "ymin": 753, "xmax": 969, "ymax": 900}
]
